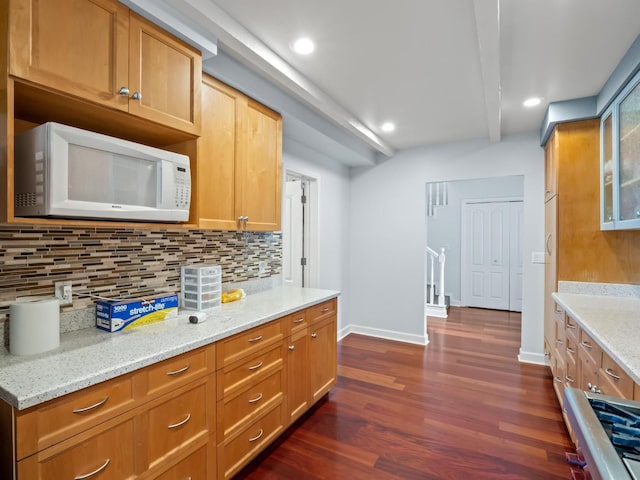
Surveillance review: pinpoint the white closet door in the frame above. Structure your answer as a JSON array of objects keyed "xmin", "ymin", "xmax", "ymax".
[{"xmin": 461, "ymin": 201, "xmax": 510, "ymax": 310}]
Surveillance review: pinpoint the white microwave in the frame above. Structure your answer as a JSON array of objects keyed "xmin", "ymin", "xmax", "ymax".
[{"xmin": 14, "ymin": 122, "xmax": 191, "ymax": 222}]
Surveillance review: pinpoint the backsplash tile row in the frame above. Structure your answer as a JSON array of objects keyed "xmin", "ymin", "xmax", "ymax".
[{"xmin": 0, "ymin": 224, "xmax": 282, "ymax": 322}]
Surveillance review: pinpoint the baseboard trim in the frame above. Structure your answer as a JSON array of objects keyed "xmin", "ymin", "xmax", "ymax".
[
  {"xmin": 518, "ymin": 349, "xmax": 548, "ymax": 365},
  {"xmin": 338, "ymin": 324, "xmax": 429, "ymax": 346}
]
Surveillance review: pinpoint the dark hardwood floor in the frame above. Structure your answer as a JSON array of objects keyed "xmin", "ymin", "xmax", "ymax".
[{"xmin": 236, "ymin": 307, "xmax": 574, "ymax": 479}]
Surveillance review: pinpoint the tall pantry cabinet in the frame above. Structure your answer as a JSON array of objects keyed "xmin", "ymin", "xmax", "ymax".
[{"xmin": 543, "ymin": 119, "xmax": 600, "ymax": 407}]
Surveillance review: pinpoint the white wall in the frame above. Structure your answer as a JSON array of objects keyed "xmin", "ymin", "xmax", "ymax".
[
  {"xmin": 348, "ymin": 133, "xmax": 545, "ymax": 362},
  {"xmin": 282, "ymin": 138, "xmax": 351, "ymax": 333},
  {"xmin": 427, "ymin": 175, "xmax": 524, "ymax": 305}
]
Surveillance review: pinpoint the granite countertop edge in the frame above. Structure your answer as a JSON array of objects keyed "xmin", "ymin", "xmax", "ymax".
[
  {"xmin": 0, "ymin": 287, "xmax": 340, "ymax": 410},
  {"xmin": 552, "ymin": 292, "xmax": 640, "ymax": 385}
]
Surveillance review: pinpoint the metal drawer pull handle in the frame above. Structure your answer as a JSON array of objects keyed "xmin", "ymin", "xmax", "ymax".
[
  {"xmin": 554, "ymin": 376, "xmax": 563, "ymax": 384},
  {"xmin": 545, "ymin": 233, "xmax": 552, "ymax": 256},
  {"xmin": 248, "ymin": 335, "xmax": 263, "ymax": 343},
  {"xmin": 566, "ymin": 375, "xmax": 575, "ymax": 383},
  {"xmin": 567, "ymin": 347, "xmax": 575, "ymax": 354},
  {"xmin": 249, "ymin": 429, "xmax": 264, "ymax": 442},
  {"xmin": 581, "ymin": 341, "xmax": 593, "ymax": 350},
  {"xmin": 605, "ymin": 368, "xmax": 621, "ymax": 380},
  {"xmin": 72, "ymin": 396, "xmax": 109, "ymax": 414},
  {"xmin": 321, "ymin": 307, "xmax": 330, "ymax": 313},
  {"xmin": 248, "ymin": 361, "xmax": 263, "ymax": 371},
  {"xmin": 167, "ymin": 364, "xmax": 190, "ymax": 376},
  {"xmin": 74, "ymin": 459, "xmax": 110, "ymax": 479},
  {"xmin": 293, "ymin": 318, "xmax": 304, "ymax": 324},
  {"xmin": 566, "ymin": 323, "xmax": 576, "ymax": 329},
  {"xmin": 248, "ymin": 393, "xmax": 264, "ymax": 404},
  {"xmin": 168, "ymin": 413, "xmax": 191, "ymax": 429},
  {"xmin": 311, "ymin": 332, "xmax": 318, "ymax": 339},
  {"xmin": 556, "ymin": 339, "xmax": 563, "ymax": 344}
]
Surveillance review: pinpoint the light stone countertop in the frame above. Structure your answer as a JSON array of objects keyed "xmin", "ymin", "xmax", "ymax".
[
  {"xmin": 552, "ymin": 292, "xmax": 640, "ymax": 385},
  {"xmin": 0, "ymin": 286, "xmax": 340, "ymax": 410}
]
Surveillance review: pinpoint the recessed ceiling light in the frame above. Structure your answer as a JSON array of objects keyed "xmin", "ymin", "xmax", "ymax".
[
  {"xmin": 381, "ymin": 122, "xmax": 395, "ymax": 132},
  {"xmin": 523, "ymin": 97, "xmax": 542, "ymax": 107},
  {"xmin": 291, "ymin": 37, "xmax": 315, "ymax": 55}
]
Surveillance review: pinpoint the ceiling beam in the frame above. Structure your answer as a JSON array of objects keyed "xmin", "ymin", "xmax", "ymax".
[
  {"xmin": 472, "ymin": 0, "xmax": 501, "ymax": 143},
  {"xmin": 132, "ymin": 0, "xmax": 395, "ymax": 157}
]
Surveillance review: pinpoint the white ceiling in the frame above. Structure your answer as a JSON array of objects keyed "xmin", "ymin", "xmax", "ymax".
[{"xmin": 152, "ymin": 0, "xmax": 640, "ymax": 155}]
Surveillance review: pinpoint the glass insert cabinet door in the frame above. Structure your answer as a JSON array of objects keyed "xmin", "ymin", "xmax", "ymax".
[
  {"xmin": 600, "ymin": 68, "xmax": 640, "ymax": 230},
  {"xmin": 619, "ymin": 80, "xmax": 640, "ymax": 223},
  {"xmin": 601, "ymin": 111, "xmax": 614, "ymax": 227}
]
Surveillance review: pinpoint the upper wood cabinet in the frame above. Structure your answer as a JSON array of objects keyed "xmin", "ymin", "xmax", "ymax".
[
  {"xmin": 127, "ymin": 12, "xmax": 201, "ymax": 135},
  {"xmin": 544, "ymin": 129, "xmax": 558, "ymax": 201},
  {"xmin": 8, "ymin": 0, "xmax": 201, "ymax": 135},
  {"xmin": 600, "ymin": 68, "xmax": 640, "ymax": 230},
  {"xmin": 199, "ymin": 75, "xmax": 282, "ymax": 231}
]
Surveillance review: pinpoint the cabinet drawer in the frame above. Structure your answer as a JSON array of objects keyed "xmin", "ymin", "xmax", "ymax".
[
  {"xmin": 16, "ymin": 373, "xmax": 137, "ymax": 459},
  {"xmin": 217, "ymin": 370, "xmax": 284, "ymax": 441},
  {"xmin": 18, "ymin": 417, "xmax": 135, "ymax": 480},
  {"xmin": 308, "ymin": 298, "xmax": 337, "ymax": 324},
  {"xmin": 155, "ymin": 445, "xmax": 207, "ymax": 480},
  {"xmin": 282, "ymin": 309, "xmax": 308, "ymax": 336},
  {"xmin": 565, "ymin": 315, "xmax": 579, "ymax": 341},
  {"xmin": 218, "ymin": 404, "xmax": 285, "ymax": 480},
  {"xmin": 138, "ymin": 346, "xmax": 214, "ymax": 398},
  {"xmin": 599, "ymin": 353, "xmax": 634, "ymax": 399},
  {"xmin": 217, "ymin": 320, "xmax": 284, "ymax": 367},
  {"xmin": 579, "ymin": 329, "xmax": 602, "ymax": 367},
  {"xmin": 565, "ymin": 351, "xmax": 578, "ymax": 389},
  {"xmin": 566, "ymin": 334, "xmax": 578, "ymax": 364},
  {"xmin": 143, "ymin": 380, "xmax": 209, "ymax": 471},
  {"xmin": 552, "ymin": 355, "xmax": 566, "ymax": 407},
  {"xmin": 218, "ymin": 343, "xmax": 284, "ymax": 400}
]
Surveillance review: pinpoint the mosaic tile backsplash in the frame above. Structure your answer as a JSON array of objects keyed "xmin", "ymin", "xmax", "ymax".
[{"xmin": 0, "ymin": 224, "xmax": 282, "ymax": 325}]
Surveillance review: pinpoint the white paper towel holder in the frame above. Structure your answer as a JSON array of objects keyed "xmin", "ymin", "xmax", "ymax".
[{"xmin": 9, "ymin": 296, "xmax": 60, "ymax": 356}]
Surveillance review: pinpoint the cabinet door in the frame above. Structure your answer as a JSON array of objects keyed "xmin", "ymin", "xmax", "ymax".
[
  {"xmin": 128, "ymin": 12, "xmax": 201, "ymax": 135},
  {"xmin": 198, "ymin": 76, "xmax": 241, "ymax": 229},
  {"xmin": 309, "ymin": 316, "xmax": 337, "ymax": 403},
  {"xmin": 286, "ymin": 328, "xmax": 310, "ymax": 424},
  {"xmin": 543, "ymin": 196, "xmax": 558, "ymax": 349},
  {"xmin": 617, "ymin": 78, "xmax": 640, "ymax": 227},
  {"xmin": 237, "ymin": 99, "xmax": 282, "ymax": 231},
  {"xmin": 601, "ymin": 109, "xmax": 615, "ymax": 228},
  {"xmin": 9, "ymin": 0, "xmax": 129, "ymax": 110},
  {"xmin": 544, "ymin": 131, "xmax": 558, "ymax": 201}
]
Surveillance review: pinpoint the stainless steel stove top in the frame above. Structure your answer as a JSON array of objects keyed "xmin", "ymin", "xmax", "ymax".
[{"xmin": 565, "ymin": 388, "xmax": 640, "ymax": 480}]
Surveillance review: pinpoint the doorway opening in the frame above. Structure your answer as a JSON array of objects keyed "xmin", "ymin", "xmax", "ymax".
[
  {"xmin": 425, "ymin": 175, "xmax": 524, "ymax": 313},
  {"xmin": 282, "ymin": 171, "xmax": 318, "ymax": 288}
]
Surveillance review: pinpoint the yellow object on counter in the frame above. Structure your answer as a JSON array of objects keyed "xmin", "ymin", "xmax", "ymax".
[{"xmin": 221, "ymin": 289, "xmax": 245, "ymax": 303}]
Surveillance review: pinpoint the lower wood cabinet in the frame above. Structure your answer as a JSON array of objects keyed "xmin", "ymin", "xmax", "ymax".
[
  {"xmin": 551, "ymin": 302, "xmax": 640, "ymax": 439},
  {"xmin": 286, "ymin": 327, "xmax": 310, "ymax": 424},
  {"xmin": 309, "ymin": 316, "xmax": 338, "ymax": 402},
  {"xmin": 2, "ymin": 297, "xmax": 339, "ymax": 480}
]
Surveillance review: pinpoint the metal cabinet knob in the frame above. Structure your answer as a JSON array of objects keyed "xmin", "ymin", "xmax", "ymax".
[
  {"xmin": 131, "ymin": 91, "xmax": 142, "ymax": 101},
  {"xmin": 311, "ymin": 332, "xmax": 317, "ymax": 339},
  {"xmin": 118, "ymin": 86, "xmax": 130, "ymax": 95},
  {"xmin": 288, "ymin": 345, "xmax": 295, "ymax": 351}
]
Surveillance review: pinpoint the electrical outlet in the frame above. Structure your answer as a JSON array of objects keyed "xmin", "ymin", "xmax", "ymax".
[
  {"xmin": 258, "ymin": 261, "xmax": 267, "ymax": 274},
  {"xmin": 54, "ymin": 281, "xmax": 73, "ymax": 306}
]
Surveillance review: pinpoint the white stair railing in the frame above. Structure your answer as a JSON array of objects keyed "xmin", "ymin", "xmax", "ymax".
[{"xmin": 425, "ymin": 246, "xmax": 446, "ymax": 307}]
